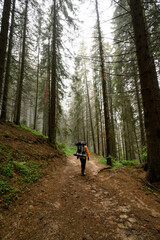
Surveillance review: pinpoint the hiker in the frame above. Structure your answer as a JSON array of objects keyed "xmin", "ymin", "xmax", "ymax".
[
  {"xmin": 80, "ymin": 144, "xmax": 89, "ymax": 176},
  {"xmin": 74, "ymin": 141, "xmax": 89, "ymax": 176}
]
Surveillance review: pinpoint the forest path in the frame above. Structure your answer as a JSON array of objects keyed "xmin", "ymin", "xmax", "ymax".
[{"xmin": 1, "ymin": 154, "xmax": 160, "ymax": 240}]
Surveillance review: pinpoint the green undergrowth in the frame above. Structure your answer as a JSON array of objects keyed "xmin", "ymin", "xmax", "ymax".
[
  {"xmin": 0, "ymin": 142, "xmax": 49, "ymax": 208},
  {"xmin": 56, "ymin": 142, "xmax": 76, "ymax": 157},
  {"xmin": 20, "ymin": 124, "xmax": 48, "ymax": 139},
  {"xmin": 95, "ymin": 156, "xmax": 139, "ymax": 169},
  {"xmin": 9, "ymin": 122, "xmax": 47, "ymax": 139}
]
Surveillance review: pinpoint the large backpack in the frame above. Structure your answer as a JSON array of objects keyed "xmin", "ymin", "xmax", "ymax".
[{"xmin": 74, "ymin": 141, "xmax": 86, "ymax": 158}]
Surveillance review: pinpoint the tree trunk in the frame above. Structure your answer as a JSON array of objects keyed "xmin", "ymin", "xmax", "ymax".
[
  {"xmin": 95, "ymin": 0, "xmax": 112, "ymax": 165},
  {"xmin": 0, "ymin": 0, "xmax": 11, "ymax": 100},
  {"xmin": 14, "ymin": 0, "xmax": 28, "ymax": 125},
  {"xmin": 85, "ymin": 74, "xmax": 96, "ymax": 153},
  {"xmin": 94, "ymin": 82, "xmax": 100, "ymax": 155},
  {"xmin": 1, "ymin": 0, "xmax": 16, "ymax": 120},
  {"xmin": 133, "ymin": 68, "xmax": 146, "ymax": 148},
  {"xmin": 99, "ymin": 100, "xmax": 104, "ymax": 157},
  {"xmin": 108, "ymin": 70, "xmax": 116, "ymax": 158},
  {"xmin": 129, "ymin": 0, "xmax": 160, "ymax": 182},
  {"xmin": 86, "ymin": 96, "xmax": 89, "ymax": 147},
  {"xmin": 43, "ymin": 42, "xmax": 50, "ymax": 136},
  {"xmin": 49, "ymin": 0, "xmax": 57, "ymax": 144},
  {"xmin": 82, "ymin": 110, "xmax": 86, "ymax": 141},
  {"xmin": 34, "ymin": 45, "xmax": 40, "ymax": 130}
]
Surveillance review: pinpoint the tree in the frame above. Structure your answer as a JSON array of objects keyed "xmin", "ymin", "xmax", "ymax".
[
  {"xmin": 33, "ymin": 8, "xmax": 42, "ymax": 130},
  {"xmin": 1, "ymin": 0, "xmax": 16, "ymax": 120},
  {"xmin": 48, "ymin": 0, "xmax": 76, "ymax": 144},
  {"xmin": 14, "ymin": 0, "xmax": 28, "ymax": 125},
  {"xmin": 129, "ymin": 0, "xmax": 160, "ymax": 182},
  {"xmin": 95, "ymin": 0, "xmax": 112, "ymax": 165},
  {"xmin": 85, "ymin": 69, "xmax": 96, "ymax": 153},
  {"xmin": 0, "ymin": 0, "xmax": 11, "ymax": 100}
]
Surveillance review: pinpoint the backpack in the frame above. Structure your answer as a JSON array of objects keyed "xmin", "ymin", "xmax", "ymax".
[{"xmin": 74, "ymin": 141, "xmax": 87, "ymax": 158}]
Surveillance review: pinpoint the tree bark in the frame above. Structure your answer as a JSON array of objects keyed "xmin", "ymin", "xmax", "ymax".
[
  {"xmin": 14, "ymin": 0, "xmax": 28, "ymax": 125},
  {"xmin": 133, "ymin": 68, "xmax": 146, "ymax": 148},
  {"xmin": 82, "ymin": 110, "xmax": 86, "ymax": 141},
  {"xmin": 0, "ymin": 0, "xmax": 11, "ymax": 100},
  {"xmin": 99, "ymin": 100, "xmax": 104, "ymax": 157},
  {"xmin": 1, "ymin": 0, "xmax": 16, "ymax": 120},
  {"xmin": 129, "ymin": 0, "xmax": 160, "ymax": 182},
  {"xmin": 108, "ymin": 70, "xmax": 117, "ymax": 158},
  {"xmin": 49, "ymin": 0, "xmax": 57, "ymax": 144},
  {"xmin": 95, "ymin": 0, "xmax": 112, "ymax": 165},
  {"xmin": 93, "ymin": 81, "xmax": 100, "ymax": 155},
  {"xmin": 86, "ymin": 95, "xmax": 89, "ymax": 147},
  {"xmin": 85, "ymin": 73, "xmax": 96, "ymax": 153},
  {"xmin": 34, "ymin": 45, "xmax": 40, "ymax": 130},
  {"xmin": 43, "ymin": 40, "xmax": 50, "ymax": 136}
]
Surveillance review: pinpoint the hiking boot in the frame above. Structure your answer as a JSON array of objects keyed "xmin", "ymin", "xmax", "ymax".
[{"xmin": 81, "ymin": 173, "xmax": 85, "ymax": 176}]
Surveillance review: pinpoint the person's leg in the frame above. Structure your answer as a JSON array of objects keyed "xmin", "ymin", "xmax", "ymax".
[
  {"xmin": 81, "ymin": 158, "xmax": 86, "ymax": 175},
  {"xmin": 80, "ymin": 158, "xmax": 83, "ymax": 174}
]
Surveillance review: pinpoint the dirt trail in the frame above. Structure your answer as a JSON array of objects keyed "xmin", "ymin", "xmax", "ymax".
[{"xmin": 1, "ymin": 154, "xmax": 160, "ymax": 240}]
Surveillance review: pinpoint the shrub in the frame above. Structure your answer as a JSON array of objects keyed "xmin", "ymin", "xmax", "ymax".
[
  {"xmin": 141, "ymin": 146, "xmax": 147, "ymax": 162},
  {"xmin": 13, "ymin": 160, "xmax": 43, "ymax": 183},
  {"xmin": 121, "ymin": 160, "xmax": 139, "ymax": 167},
  {"xmin": 95, "ymin": 156, "xmax": 139, "ymax": 169},
  {"xmin": 56, "ymin": 142, "xmax": 76, "ymax": 157},
  {"xmin": 0, "ymin": 181, "xmax": 10, "ymax": 194},
  {"xmin": 1, "ymin": 165, "xmax": 13, "ymax": 177},
  {"xmin": 13, "ymin": 161, "xmax": 31, "ymax": 176}
]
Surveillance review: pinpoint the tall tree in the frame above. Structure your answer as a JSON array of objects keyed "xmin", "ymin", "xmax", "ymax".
[
  {"xmin": 1, "ymin": 0, "xmax": 16, "ymax": 120},
  {"xmin": 85, "ymin": 70, "xmax": 96, "ymax": 153},
  {"xmin": 95, "ymin": 0, "xmax": 112, "ymax": 165},
  {"xmin": 49, "ymin": 0, "xmax": 57, "ymax": 144},
  {"xmin": 0, "ymin": 0, "xmax": 12, "ymax": 100},
  {"xmin": 129, "ymin": 0, "xmax": 160, "ymax": 182},
  {"xmin": 49, "ymin": 0, "xmax": 76, "ymax": 143},
  {"xmin": 14, "ymin": 0, "xmax": 28, "ymax": 125},
  {"xmin": 33, "ymin": 8, "xmax": 42, "ymax": 130}
]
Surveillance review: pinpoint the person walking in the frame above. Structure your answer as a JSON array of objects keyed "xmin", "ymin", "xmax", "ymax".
[{"xmin": 80, "ymin": 144, "xmax": 89, "ymax": 176}]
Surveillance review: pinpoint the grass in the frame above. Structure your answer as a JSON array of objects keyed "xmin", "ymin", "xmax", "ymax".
[
  {"xmin": 0, "ymin": 142, "xmax": 48, "ymax": 208},
  {"xmin": 10, "ymin": 122, "xmax": 47, "ymax": 139},
  {"xmin": 95, "ymin": 155, "xmax": 139, "ymax": 169},
  {"xmin": 21, "ymin": 125, "xmax": 48, "ymax": 139},
  {"xmin": 56, "ymin": 142, "xmax": 76, "ymax": 157}
]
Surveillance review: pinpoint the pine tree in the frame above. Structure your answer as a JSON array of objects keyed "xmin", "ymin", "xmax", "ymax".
[
  {"xmin": 129, "ymin": 0, "xmax": 160, "ymax": 182},
  {"xmin": 0, "ymin": 0, "xmax": 11, "ymax": 100},
  {"xmin": 14, "ymin": 0, "xmax": 29, "ymax": 125},
  {"xmin": 95, "ymin": 0, "xmax": 112, "ymax": 165},
  {"xmin": 1, "ymin": 0, "xmax": 16, "ymax": 120}
]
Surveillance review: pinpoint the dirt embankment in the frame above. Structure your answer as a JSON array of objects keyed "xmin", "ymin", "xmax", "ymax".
[{"xmin": 0, "ymin": 122, "xmax": 160, "ymax": 240}]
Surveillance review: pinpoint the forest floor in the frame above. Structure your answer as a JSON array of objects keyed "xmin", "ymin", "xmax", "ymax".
[{"xmin": 0, "ymin": 123, "xmax": 160, "ymax": 240}]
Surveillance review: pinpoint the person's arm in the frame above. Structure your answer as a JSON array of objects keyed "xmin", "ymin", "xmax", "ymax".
[{"xmin": 85, "ymin": 145, "xmax": 89, "ymax": 160}]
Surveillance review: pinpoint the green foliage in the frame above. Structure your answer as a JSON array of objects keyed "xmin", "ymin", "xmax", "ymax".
[
  {"xmin": 95, "ymin": 156, "xmax": 139, "ymax": 169},
  {"xmin": 21, "ymin": 125, "xmax": 48, "ymax": 138},
  {"xmin": 141, "ymin": 146, "xmax": 147, "ymax": 162},
  {"xmin": 1, "ymin": 165, "xmax": 13, "ymax": 177},
  {"xmin": 112, "ymin": 161, "xmax": 123, "ymax": 169},
  {"xmin": 121, "ymin": 160, "xmax": 139, "ymax": 167},
  {"xmin": 13, "ymin": 161, "xmax": 43, "ymax": 183},
  {"xmin": 95, "ymin": 156, "xmax": 106, "ymax": 165},
  {"xmin": 56, "ymin": 141, "xmax": 76, "ymax": 157},
  {"xmin": 0, "ymin": 144, "xmax": 13, "ymax": 161},
  {"xmin": 3, "ymin": 188, "xmax": 19, "ymax": 202},
  {"xmin": 11, "ymin": 123, "xmax": 47, "ymax": 139},
  {"xmin": 13, "ymin": 161, "xmax": 31, "ymax": 176},
  {"xmin": 0, "ymin": 181, "xmax": 10, "ymax": 194}
]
